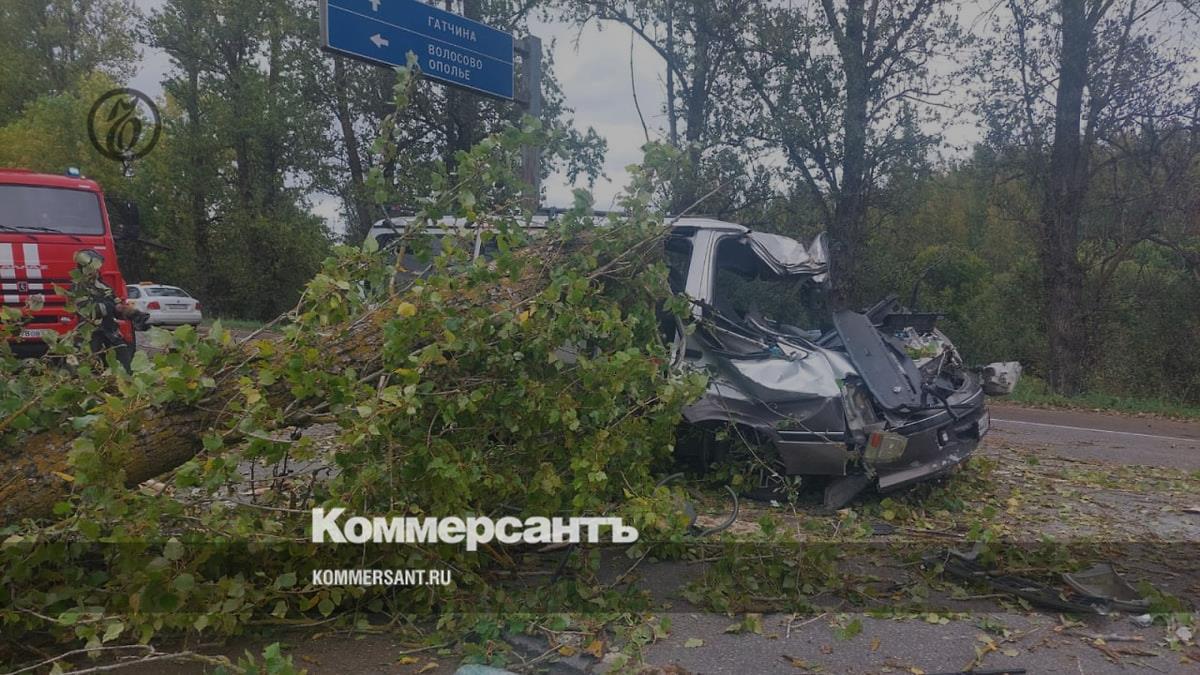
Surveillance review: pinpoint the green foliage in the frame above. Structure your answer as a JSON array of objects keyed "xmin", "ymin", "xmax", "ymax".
[
  {"xmin": 1009, "ymin": 375, "xmax": 1200, "ymax": 420},
  {"xmin": 682, "ymin": 518, "xmax": 843, "ymax": 615},
  {"xmin": 0, "ymin": 71, "xmax": 131, "ymax": 185},
  {"xmin": 859, "ymin": 147, "xmax": 1200, "ymax": 404},
  {"xmin": 0, "ymin": 0, "xmax": 139, "ymax": 126},
  {"xmin": 0, "ymin": 82, "xmax": 705, "ymax": 668},
  {"xmin": 226, "ymin": 643, "xmax": 305, "ymax": 675}
]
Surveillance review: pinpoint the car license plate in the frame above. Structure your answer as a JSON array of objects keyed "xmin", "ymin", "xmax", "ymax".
[
  {"xmin": 168, "ymin": 304, "xmax": 188, "ymax": 310},
  {"xmin": 19, "ymin": 329, "xmax": 53, "ymax": 339},
  {"xmin": 977, "ymin": 411, "xmax": 991, "ymax": 437}
]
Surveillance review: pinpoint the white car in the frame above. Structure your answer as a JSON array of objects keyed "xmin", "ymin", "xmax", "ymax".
[{"xmin": 126, "ymin": 283, "xmax": 203, "ymax": 328}]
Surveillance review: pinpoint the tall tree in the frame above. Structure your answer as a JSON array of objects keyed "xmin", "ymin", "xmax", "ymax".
[
  {"xmin": 146, "ymin": 0, "xmax": 334, "ymax": 319},
  {"xmin": 557, "ymin": 1, "xmax": 757, "ymax": 215},
  {"xmin": 976, "ymin": 0, "xmax": 1198, "ymax": 393},
  {"xmin": 0, "ymin": 0, "xmax": 139, "ymax": 124},
  {"xmin": 735, "ymin": 0, "xmax": 959, "ymax": 307}
]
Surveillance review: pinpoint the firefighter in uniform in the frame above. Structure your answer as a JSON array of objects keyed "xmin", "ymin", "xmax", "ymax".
[{"xmin": 72, "ymin": 249, "xmax": 145, "ymax": 370}]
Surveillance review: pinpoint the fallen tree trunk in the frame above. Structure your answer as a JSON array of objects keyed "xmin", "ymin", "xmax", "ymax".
[
  {"xmin": 0, "ymin": 409, "xmax": 213, "ymax": 524},
  {"xmin": 0, "ymin": 309, "xmax": 390, "ymax": 525}
]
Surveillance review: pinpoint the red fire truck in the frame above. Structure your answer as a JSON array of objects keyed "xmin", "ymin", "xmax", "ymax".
[{"xmin": 1, "ymin": 167, "xmax": 138, "ymax": 359}]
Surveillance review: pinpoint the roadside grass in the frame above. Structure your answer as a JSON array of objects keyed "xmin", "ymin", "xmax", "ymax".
[
  {"xmin": 1006, "ymin": 374, "xmax": 1200, "ymax": 420},
  {"xmin": 202, "ymin": 317, "xmax": 266, "ymax": 332}
]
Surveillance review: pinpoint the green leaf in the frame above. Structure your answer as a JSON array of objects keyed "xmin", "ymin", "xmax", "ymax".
[
  {"xmin": 318, "ymin": 597, "xmax": 335, "ymax": 617},
  {"xmin": 102, "ymin": 621, "xmax": 125, "ymax": 643},
  {"xmin": 835, "ymin": 618, "xmax": 863, "ymax": 640},
  {"xmin": 163, "ymin": 538, "xmax": 184, "ymax": 561},
  {"xmin": 129, "ymin": 350, "xmax": 151, "ymax": 373}
]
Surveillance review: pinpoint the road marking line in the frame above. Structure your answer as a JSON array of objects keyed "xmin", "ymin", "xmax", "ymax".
[{"xmin": 992, "ymin": 418, "xmax": 1200, "ymax": 444}]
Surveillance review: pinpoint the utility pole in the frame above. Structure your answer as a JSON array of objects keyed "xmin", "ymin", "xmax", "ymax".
[{"xmin": 516, "ymin": 35, "xmax": 542, "ymax": 212}]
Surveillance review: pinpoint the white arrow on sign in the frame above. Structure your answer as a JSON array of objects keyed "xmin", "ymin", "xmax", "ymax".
[
  {"xmin": 370, "ymin": 33, "xmax": 389, "ymax": 48},
  {"xmin": 368, "ymin": 0, "xmax": 380, "ymax": 11}
]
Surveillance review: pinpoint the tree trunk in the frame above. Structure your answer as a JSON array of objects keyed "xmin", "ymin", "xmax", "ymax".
[
  {"xmin": 673, "ymin": 11, "xmax": 711, "ymax": 213},
  {"xmin": 441, "ymin": 0, "xmax": 483, "ymax": 172},
  {"xmin": 0, "ymin": 312, "xmax": 390, "ymax": 526},
  {"xmin": 1039, "ymin": 0, "xmax": 1091, "ymax": 394},
  {"xmin": 0, "ymin": 407, "xmax": 222, "ymax": 525},
  {"xmin": 185, "ymin": 63, "xmax": 212, "ymax": 304},
  {"xmin": 334, "ymin": 57, "xmax": 375, "ymax": 243},
  {"xmin": 262, "ymin": 10, "xmax": 284, "ymax": 210},
  {"xmin": 826, "ymin": 0, "xmax": 870, "ymax": 310},
  {"xmin": 665, "ymin": 0, "xmax": 679, "ymax": 148}
]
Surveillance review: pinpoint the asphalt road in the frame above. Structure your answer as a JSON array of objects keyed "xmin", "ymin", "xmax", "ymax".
[
  {"xmin": 626, "ymin": 402, "xmax": 1200, "ymax": 675},
  {"xmin": 988, "ymin": 401, "xmax": 1200, "ymax": 470}
]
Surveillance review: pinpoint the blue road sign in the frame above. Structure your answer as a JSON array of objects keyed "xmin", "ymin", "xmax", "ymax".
[{"xmin": 320, "ymin": 0, "xmax": 515, "ymax": 100}]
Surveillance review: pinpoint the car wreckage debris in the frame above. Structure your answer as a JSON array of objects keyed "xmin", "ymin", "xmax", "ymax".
[
  {"xmin": 926, "ymin": 545, "xmax": 1151, "ymax": 615},
  {"xmin": 660, "ymin": 221, "xmax": 1020, "ymax": 506},
  {"xmin": 370, "ymin": 217, "xmax": 1024, "ymax": 507}
]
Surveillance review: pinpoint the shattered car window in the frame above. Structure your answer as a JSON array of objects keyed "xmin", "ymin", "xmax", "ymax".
[
  {"xmin": 664, "ymin": 236, "xmax": 692, "ymax": 294},
  {"xmin": 712, "ymin": 238, "xmax": 832, "ymax": 338}
]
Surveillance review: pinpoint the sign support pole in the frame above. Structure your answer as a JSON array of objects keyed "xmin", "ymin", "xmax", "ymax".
[{"xmin": 517, "ymin": 35, "xmax": 542, "ymax": 212}]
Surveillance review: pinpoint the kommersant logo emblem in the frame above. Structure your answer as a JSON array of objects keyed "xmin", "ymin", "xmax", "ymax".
[
  {"xmin": 311, "ymin": 508, "xmax": 638, "ymax": 551},
  {"xmin": 87, "ymin": 88, "xmax": 162, "ymax": 175}
]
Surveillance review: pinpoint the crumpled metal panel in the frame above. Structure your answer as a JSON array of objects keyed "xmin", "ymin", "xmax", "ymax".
[
  {"xmin": 980, "ymin": 361, "xmax": 1022, "ymax": 395},
  {"xmin": 832, "ymin": 310, "xmax": 924, "ymax": 411},
  {"xmin": 723, "ymin": 355, "xmax": 843, "ymax": 402},
  {"xmin": 745, "ymin": 231, "xmax": 828, "ymax": 281}
]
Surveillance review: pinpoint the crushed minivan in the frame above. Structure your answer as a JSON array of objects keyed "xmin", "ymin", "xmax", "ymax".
[{"xmin": 368, "ymin": 216, "xmax": 1019, "ymax": 508}]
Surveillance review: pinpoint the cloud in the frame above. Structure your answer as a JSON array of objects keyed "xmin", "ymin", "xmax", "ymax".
[{"xmin": 534, "ymin": 19, "xmax": 666, "ymax": 208}]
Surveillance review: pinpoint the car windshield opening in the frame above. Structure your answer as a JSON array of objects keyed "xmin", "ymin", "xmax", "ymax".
[
  {"xmin": 712, "ymin": 236, "xmax": 832, "ymax": 339},
  {"xmin": 0, "ymin": 185, "xmax": 105, "ymax": 235}
]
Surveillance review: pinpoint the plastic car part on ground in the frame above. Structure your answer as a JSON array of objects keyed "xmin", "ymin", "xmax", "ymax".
[
  {"xmin": 1062, "ymin": 563, "xmax": 1151, "ymax": 612},
  {"xmin": 980, "ymin": 361, "xmax": 1023, "ymax": 395},
  {"xmin": 927, "ymin": 544, "xmax": 1151, "ymax": 614}
]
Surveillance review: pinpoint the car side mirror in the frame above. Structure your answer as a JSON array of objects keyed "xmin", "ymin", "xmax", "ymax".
[{"xmin": 105, "ymin": 198, "xmax": 141, "ymax": 240}]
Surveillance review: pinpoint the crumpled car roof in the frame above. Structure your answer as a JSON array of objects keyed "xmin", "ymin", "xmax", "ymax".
[{"xmin": 745, "ymin": 231, "xmax": 829, "ymax": 281}]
